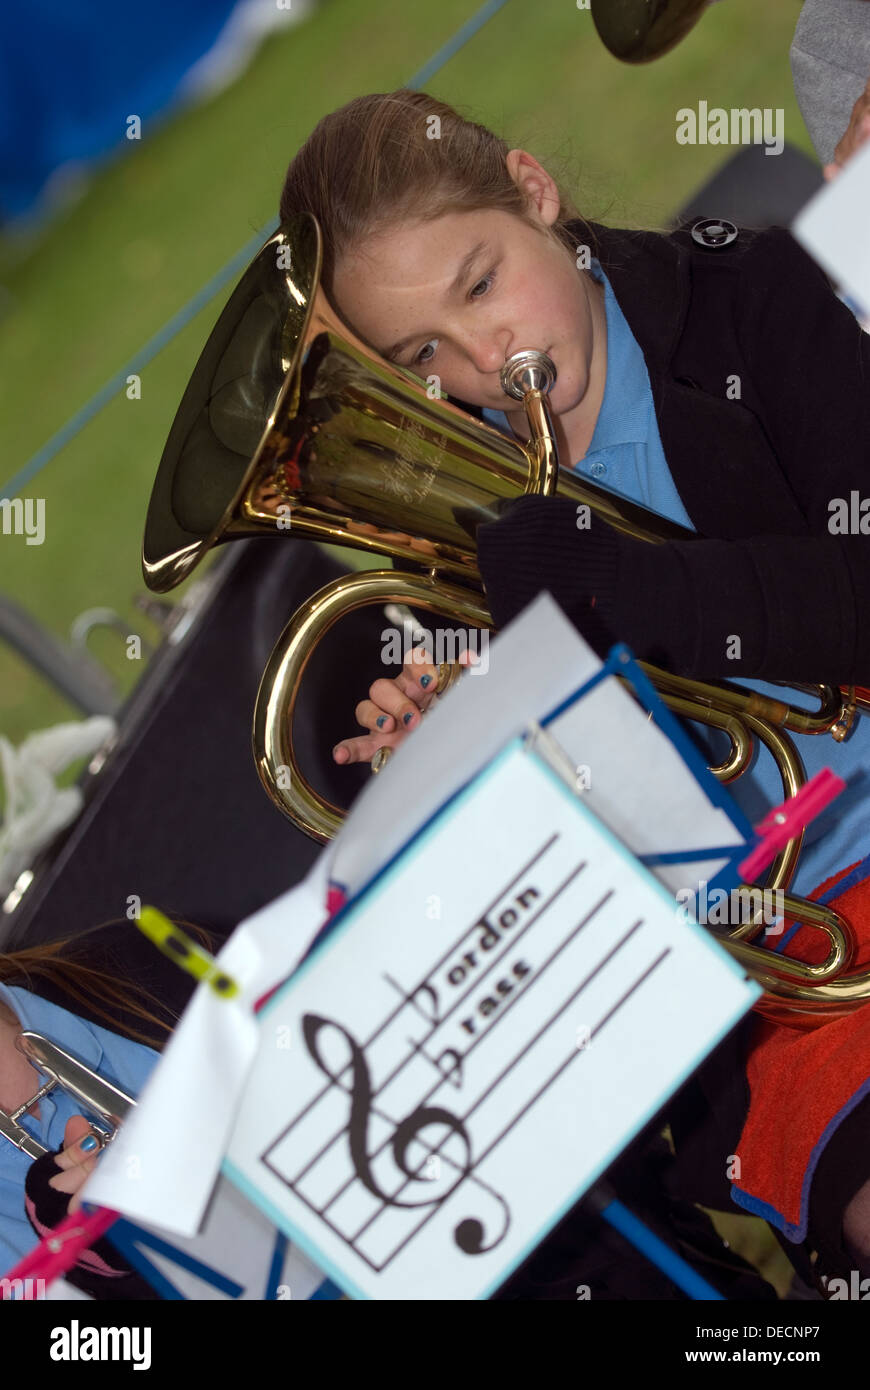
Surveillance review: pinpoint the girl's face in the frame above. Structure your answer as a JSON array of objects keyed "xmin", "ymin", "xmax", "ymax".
[{"xmin": 332, "ymin": 150, "xmax": 605, "ymax": 450}]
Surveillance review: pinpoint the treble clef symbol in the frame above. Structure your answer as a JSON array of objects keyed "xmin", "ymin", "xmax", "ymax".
[{"xmin": 302, "ymin": 1013, "xmax": 511, "ymax": 1254}]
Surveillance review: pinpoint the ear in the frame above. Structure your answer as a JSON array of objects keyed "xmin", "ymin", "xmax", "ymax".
[{"xmin": 505, "ymin": 149, "xmax": 561, "ymax": 227}]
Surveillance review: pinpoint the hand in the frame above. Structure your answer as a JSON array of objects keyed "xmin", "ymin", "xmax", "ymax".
[
  {"xmin": 332, "ymin": 646, "xmax": 474, "ymax": 767},
  {"xmin": 48, "ymin": 1115, "xmax": 103, "ymax": 1214},
  {"xmin": 823, "ymin": 77, "xmax": 870, "ymax": 180}
]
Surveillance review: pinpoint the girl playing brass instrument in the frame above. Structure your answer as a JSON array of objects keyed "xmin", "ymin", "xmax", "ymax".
[{"xmin": 277, "ymin": 89, "xmax": 870, "ymax": 1297}]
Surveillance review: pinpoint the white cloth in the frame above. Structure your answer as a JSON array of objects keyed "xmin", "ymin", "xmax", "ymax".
[{"xmin": 0, "ymin": 717, "xmax": 115, "ymax": 897}]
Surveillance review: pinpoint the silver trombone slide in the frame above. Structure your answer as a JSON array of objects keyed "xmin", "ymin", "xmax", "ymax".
[{"xmin": 0, "ymin": 1032, "xmax": 136, "ymax": 1159}]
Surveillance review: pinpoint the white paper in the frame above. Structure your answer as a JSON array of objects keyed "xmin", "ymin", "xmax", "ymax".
[
  {"xmin": 545, "ymin": 674, "xmax": 745, "ymax": 895},
  {"xmin": 104, "ymin": 1175, "xmax": 331, "ymax": 1301},
  {"xmin": 86, "ymin": 860, "xmax": 330, "ymax": 1234},
  {"xmin": 224, "ymin": 740, "xmax": 760, "ymax": 1300},
  {"xmin": 792, "ymin": 140, "xmax": 870, "ymax": 323}
]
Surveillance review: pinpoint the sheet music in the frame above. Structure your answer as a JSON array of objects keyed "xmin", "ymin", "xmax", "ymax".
[
  {"xmin": 224, "ymin": 738, "xmax": 760, "ymax": 1300},
  {"xmin": 326, "ymin": 593, "xmax": 748, "ymax": 904},
  {"xmin": 792, "ymin": 137, "xmax": 870, "ymax": 324},
  {"xmin": 545, "ymin": 674, "xmax": 746, "ymax": 895}
]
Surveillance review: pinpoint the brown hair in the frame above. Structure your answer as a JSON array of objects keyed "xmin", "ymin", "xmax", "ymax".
[
  {"xmin": 278, "ymin": 88, "xmax": 599, "ymax": 306},
  {"xmin": 0, "ymin": 916, "xmax": 215, "ymax": 1050}
]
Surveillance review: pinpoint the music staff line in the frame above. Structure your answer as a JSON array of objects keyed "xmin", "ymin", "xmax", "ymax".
[
  {"xmin": 275, "ymin": 915, "xmax": 665, "ymax": 1274},
  {"xmin": 341, "ymin": 891, "xmax": 622, "ymax": 1241},
  {"xmin": 260, "ymin": 830, "xmax": 565, "ymax": 1162},
  {"xmin": 265, "ymin": 891, "xmax": 666, "ymax": 1270},
  {"xmin": 345, "ymin": 917, "xmax": 651, "ymax": 1261},
  {"xmin": 263, "ymin": 852, "xmax": 591, "ymax": 1188},
  {"xmin": 375, "ymin": 937, "xmax": 672, "ymax": 1277}
]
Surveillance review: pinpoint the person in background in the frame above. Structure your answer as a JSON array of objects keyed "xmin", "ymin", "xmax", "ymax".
[
  {"xmin": 790, "ymin": 0, "xmax": 870, "ymax": 174},
  {"xmin": 0, "ymin": 917, "xmax": 221, "ymax": 1298}
]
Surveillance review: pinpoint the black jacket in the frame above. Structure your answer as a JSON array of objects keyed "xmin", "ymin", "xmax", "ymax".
[{"xmin": 476, "ymin": 217, "xmax": 870, "ymax": 683}]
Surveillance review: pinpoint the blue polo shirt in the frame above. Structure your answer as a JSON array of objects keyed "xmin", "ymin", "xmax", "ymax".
[
  {"xmin": 483, "ymin": 260, "xmax": 870, "ymax": 902},
  {"xmin": 0, "ymin": 984, "xmax": 159, "ymax": 1277}
]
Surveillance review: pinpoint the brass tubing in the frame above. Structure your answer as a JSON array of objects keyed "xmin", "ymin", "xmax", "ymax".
[
  {"xmin": 642, "ymin": 687, "xmax": 805, "ymax": 911},
  {"xmin": 638, "ymin": 665, "xmax": 853, "ymax": 741},
  {"xmin": 523, "ymin": 391, "xmax": 560, "ymax": 497},
  {"xmin": 712, "ymin": 895, "xmax": 853, "ymax": 988},
  {"xmin": 778, "ymin": 683, "xmax": 856, "ymax": 736},
  {"xmin": 253, "ymin": 569, "xmax": 490, "ymax": 843}
]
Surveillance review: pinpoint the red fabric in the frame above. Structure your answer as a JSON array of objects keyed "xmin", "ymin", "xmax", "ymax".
[{"xmin": 730, "ymin": 858, "xmax": 870, "ymax": 1239}]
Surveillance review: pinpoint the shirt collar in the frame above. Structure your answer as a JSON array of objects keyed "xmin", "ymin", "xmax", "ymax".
[
  {"xmin": 584, "ymin": 258, "xmax": 653, "ymax": 452},
  {"xmin": 568, "ymin": 218, "xmax": 690, "ymax": 373}
]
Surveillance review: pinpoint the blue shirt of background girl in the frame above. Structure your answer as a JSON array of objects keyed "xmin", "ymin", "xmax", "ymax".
[{"xmin": 0, "ymin": 983, "xmax": 159, "ymax": 1277}]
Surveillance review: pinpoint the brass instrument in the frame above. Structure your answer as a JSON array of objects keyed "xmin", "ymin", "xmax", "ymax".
[
  {"xmin": 142, "ymin": 211, "xmax": 870, "ymax": 1027},
  {"xmin": 591, "ymin": 0, "xmax": 711, "ymax": 64},
  {"xmin": 0, "ymin": 1032, "xmax": 135, "ymax": 1159}
]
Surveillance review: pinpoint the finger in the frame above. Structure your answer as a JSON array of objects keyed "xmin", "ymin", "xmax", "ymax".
[
  {"xmin": 366, "ymin": 678, "xmax": 426, "ymax": 729},
  {"xmin": 52, "ymin": 1117, "xmax": 99, "ymax": 1170},
  {"xmin": 456, "ymin": 647, "xmax": 483, "ymax": 670},
  {"xmin": 49, "ymin": 1121, "xmax": 103, "ymax": 1195},
  {"xmin": 403, "ymin": 644, "xmax": 482, "ymax": 690},
  {"xmin": 333, "ymin": 729, "xmax": 408, "ymax": 766},
  {"xmin": 400, "ymin": 648, "xmax": 441, "ymax": 699},
  {"xmin": 49, "ymin": 1152, "xmax": 100, "ymax": 1196},
  {"xmin": 353, "ymin": 698, "xmax": 399, "ymax": 734},
  {"xmin": 823, "ymin": 161, "xmax": 840, "ymax": 181}
]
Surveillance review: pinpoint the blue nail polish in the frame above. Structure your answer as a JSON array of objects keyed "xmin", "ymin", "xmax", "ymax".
[
  {"xmin": 403, "ymin": 712, "xmax": 414, "ymax": 726},
  {"xmin": 376, "ymin": 715, "xmax": 387, "ymax": 728},
  {"xmin": 419, "ymin": 674, "xmax": 432, "ymax": 689},
  {"xmin": 80, "ymin": 1135, "xmax": 99, "ymax": 1153}
]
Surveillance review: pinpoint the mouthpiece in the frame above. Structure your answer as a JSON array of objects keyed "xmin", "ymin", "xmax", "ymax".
[{"xmin": 500, "ymin": 349, "xmax": 557, "ymax": 401}]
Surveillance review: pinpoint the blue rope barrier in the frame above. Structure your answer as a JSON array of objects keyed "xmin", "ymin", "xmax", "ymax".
[
  {"xmin": 2, "ymin": 224, "xmax": 275, "ymax": 500},
  {"xmin": 405, "ymin": 0, "xmax": 511, "ymax": 88},
  {"xmin": 2, "ymin": 0, "xmax": 512, "ymax": 500}
]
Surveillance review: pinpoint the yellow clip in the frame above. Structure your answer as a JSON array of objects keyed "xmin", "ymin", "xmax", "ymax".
[{"xmin": 136, "ymin": 907, "xmax": 239, "ymax": 1000}]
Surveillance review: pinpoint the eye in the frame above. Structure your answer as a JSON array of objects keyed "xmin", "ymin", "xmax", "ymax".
[
  {"xmin": 412, "ymin": 268, "xmax": 497, "ymax": 365},
  {"xmin": 470, "ymin": 269, "xmax": 496, "ymax": 299},
  {"xmin": 415, "ymin": 339, "xmax": 439, "ymax": 366}
]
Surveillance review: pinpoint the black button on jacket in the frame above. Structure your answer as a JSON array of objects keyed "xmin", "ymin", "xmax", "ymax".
[{"xmin": 475, "ymin": 217, "xmax": 870, "ymax": 684}]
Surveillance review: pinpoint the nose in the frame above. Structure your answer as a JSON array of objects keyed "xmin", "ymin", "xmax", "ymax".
[{"xmin": 461, "ymin": 328, "xmax": 512, "ymax": 375}]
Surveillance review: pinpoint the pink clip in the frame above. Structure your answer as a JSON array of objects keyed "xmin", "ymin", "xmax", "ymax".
[
  {"xmin": 2, "ymin": 1205, "xmax": 119, "ymax": 1295},
  {"xmin": 738, "ymin": 769, "xmax": 846, "ymax": 881},
  {"xmin": 253, "ymin": 884, "xmax": 349, "ymax": 1015},
  {"xmin": 325, "ymin": 884, "xmax": 348, "ymax": 919}
]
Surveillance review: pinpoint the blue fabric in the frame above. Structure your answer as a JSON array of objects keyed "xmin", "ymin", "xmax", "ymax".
[
  {"xmin": 484, "ymin": 260, "xmax": 870, "ymax": 901},
  {"xmin": 0, "ymin": 985, "xmax": 159, "ymax": 1276},
  {"xmin": 483, "ymin": 260, "xmax": 696, "ymax": 530},
  {"xmin": 0, "ymin": 0, "xmax": 238, "ymax": 223}
]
